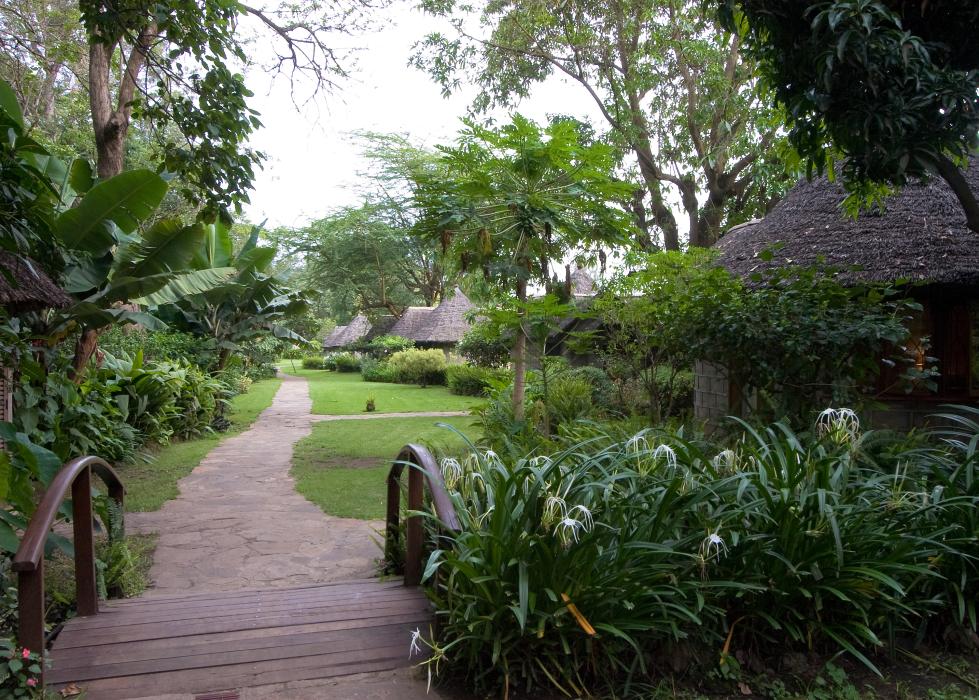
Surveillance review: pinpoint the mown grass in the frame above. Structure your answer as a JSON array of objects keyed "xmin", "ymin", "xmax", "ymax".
[
  {"xmin": 292, "ymin": 415, "xmax": 480, "ymax": 520},
  {"xmin": 115, "ymin": 377, "xmax": 282, "ymax": 511},
  {"xmin": 277, "ymin": 362, "xmax": 480, "ymax": 415}
]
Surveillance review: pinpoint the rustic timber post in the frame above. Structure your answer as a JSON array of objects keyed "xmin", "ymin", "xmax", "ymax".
[
  {"xmin": 385, "ymin": 444, "xmax": 460, "ymax": 587},
  {"xmin": 12, "ymin": 457, "xmax": 125, "ymax": 676},
  {"xmin": 72, "ymin": 465, "xmax": 98, "ymax": 616}
]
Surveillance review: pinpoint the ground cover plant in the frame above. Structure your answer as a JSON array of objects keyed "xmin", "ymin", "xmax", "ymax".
[
  {"xmin": 278, "ymin": 363, "xmax": 480, "ymax": 415},
  {"xmin": 415, "ymin": 409, "xmax": 979, "ymax": 697},
  {"xmin": 292, "ymin": 416, "xmax": 479, "ymax": 519},
  {"xmin": 115, "ymin": 377, "xmax": 282, "ymax": 511}
]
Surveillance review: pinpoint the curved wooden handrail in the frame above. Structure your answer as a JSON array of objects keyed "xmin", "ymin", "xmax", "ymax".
[
  {"xmin": 12, "ymin": 456, "xmax": 124, "ymax": 667},
  {"xmin": 385, "ymin": 444, "xmax": 460, "ymax": 586}
]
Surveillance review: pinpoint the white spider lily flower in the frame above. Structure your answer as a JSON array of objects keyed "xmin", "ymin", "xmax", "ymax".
[
  {"xmin": 712, "ymin": 449, "xmax": 737, "ymax": 470},
  {"xmin": 542, "ymin": 494, "xmax": 567, "ymax": 528},
  {"xmin": 816, "ymin": 407, "xmax": 860, "ymax": 442},
  {"xmin": 625, "ymin": 432, "xmax": 649, "ymax": 454},
  {"xmin": 554, "ymin": 506, "xmax": 595, "ymax": 546},
  {"xmin": 555, "ymin": 516, "xmax": 587, "ymax": 546},
  {"xmin": 652, "ymin": 444, "xmax": 677, "ymax": 470},
  {"xmin": 440, "ymin": 458, "xmax": 463, "ymax": 490},
  {"xmin": 567, "ymin": 504, "xmax": 594, "ymax": 531},
  {"xmin": 409, "ymin": 627, "xmax": 423, "ymax": 658},
  {"xmin": 699, "ymin": 529, "xmax": 728, "ymax": 561}
]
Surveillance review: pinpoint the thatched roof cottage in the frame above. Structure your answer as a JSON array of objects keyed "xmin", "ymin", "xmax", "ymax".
[
  {"xmin": 696, "ymin": 161, "xmax": 979, "ymax": 429},
  {"xmin": 321, "ymin": 288, "xmax": 476, "ymax": 355}
]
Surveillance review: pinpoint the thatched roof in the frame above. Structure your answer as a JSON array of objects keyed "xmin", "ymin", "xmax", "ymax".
[
  {"xmin": 388, "ymin": 307, "xmax": 433, "ymax": 339},
  {"xmin": 387, "ymin": 288, "xmax": 475, "ymax": 346},
  {"xmin": 412, "ymin": 287, "xmax": 475, "ymax": 345},
  {"xmin": 570, "ymin": 268, "xmax": 596, "ymax": 297},
  {"xmin": 322, "ymin": 315, "xmax": 371, "ymax": 350},
  {"xmin": 0, "ymin": 253, "xmax": 71, "ymax": 312},
  {"xmin": 715, "ymin": 160, "xmax": 979, "ymax": 286},
  {"xmin": 322, "ymin": 324, "xmax": 347, "ymax": 350}
]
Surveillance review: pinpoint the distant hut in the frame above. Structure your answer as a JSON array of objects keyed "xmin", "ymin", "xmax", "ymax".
[
  {"xmin": 321, "ymin": 314, "xmax": 371, "ymax": 352},
  {"xmin": 697, "ymin": 161, "xmax": 979, "ymax": 429},
  {"xmin": 387, "ymin": 288, "xmax": 475, "ymax": 356},
  {"xmin": 547, "ymin": 267, "xmax": 601, "ymax": 366},
  {"xmin": 0, "ymin": 253, "xmax": 72, "ymax": 425},
  {"xmin": 410, "ymin": 288, "xmax": 475, "ymax": 355}
]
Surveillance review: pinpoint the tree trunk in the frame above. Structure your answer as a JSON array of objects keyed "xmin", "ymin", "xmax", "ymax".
[
  {"xmin": 70, "ymin": 329, "xmax": 100, "ymax": 384},
  {"xmin": 216, "ymin": 347, "xmax": 232, "ymax": 371},
  {"xmin": 934, "ymin": 155, "xmax": 979, "ymax": 234},
  {"xmin": 511, "ymin": 276, "xmax": 528, "ymax": 422}
]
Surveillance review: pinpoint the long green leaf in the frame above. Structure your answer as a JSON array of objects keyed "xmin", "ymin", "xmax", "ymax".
[
  {"xmin": 54, "ymin": 169, "xmax": 168, "ymax": 253},
  {"xmin": 135, "ymin": 267, "xmax": 237, "ymax": 306},
  {"xmin": 0, "ymin": 79, "xmax": 24, "ymax": 128},
  {"xmin": 114, "ymin": 220, "xmax": 205, "ymax": 278}
]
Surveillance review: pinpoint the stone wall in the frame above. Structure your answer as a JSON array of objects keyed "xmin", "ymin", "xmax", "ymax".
[{"xmin": 693, "ymin": 360, "xmax": 731, "ymax": 424}]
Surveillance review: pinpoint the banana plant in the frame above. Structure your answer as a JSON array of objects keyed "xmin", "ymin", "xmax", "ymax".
[
  {"xmin": 48, "ymin": 170, "xmax": 237, "ymax": 377},
  {"xmin": 160, "ymin": 222, "xmax": 310, "ymax": 369}
]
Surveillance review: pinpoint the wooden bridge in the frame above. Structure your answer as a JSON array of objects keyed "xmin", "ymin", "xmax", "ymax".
[{"xmin": 12, "ymin": 446, "xmax": 460, "ymax": 699}]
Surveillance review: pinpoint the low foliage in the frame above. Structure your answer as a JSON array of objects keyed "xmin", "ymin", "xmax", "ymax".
[
  {"xmin": 360, "ymin": 357, "xmax": 399, "ymax": 383},
  {"xmin": 419, "ymin": 409, "xmax": 979, "ymax": 696},
  {"xmin": 365, "ymin": 335, "xmax": 415, "ymax": 359},
  {"xmin": 446, "ymin": 365, "xmax": 509, "ymax": 396},
  {"xmin": 456, "ymin": 323, "xmax": 511, "ymax": 368},
  {"xmin": 302, "ymin": 356, "xmax": 325, "ymax": 370},
  {"xmin": 388, "ymin": 349, "xmax": 447, "ymax": 387},
  {"xmin": 325, "ymin": 352, "xmax": 361, "ymax": 373}
]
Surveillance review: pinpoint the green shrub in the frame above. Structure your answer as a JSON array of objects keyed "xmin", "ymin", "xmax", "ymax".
[
  {"xmin": 388, "ymin": 349, "xmax": 446, "ymax": 386},
  {"xmin": 546, "ymin": 375, "xmax": 593, "ymax": 428},
  {"xmin": 99, "ymin": 327, "xmax": 214, "ymax": 368},
  {"xmin": 366, "ymin": 335, "xmax": 415, "ymax": 359},
  {"xmin": 457, "ymin": 322, "xmax": 511, "ymax": 368},
  {"xmin": 301, "ymin": 356, "xmax": 325, "ymax": 370},
  {"xmin": 361, "ymin": 358, "xmax": 398, "ymax": 383},
  {"xmin": 417, "ymin": 410, "xmax": 979, "ymax": 695},
  {"xmin": 566, "ymin": 366, "xmax": 616, "ymax": 412},
  {"xmin": 446, "ymin": 365, "xmax": 509, "ymax": 396},
  {"xmin": 330, "ymin": 352, "xmax": 361, "ymax": 373}
]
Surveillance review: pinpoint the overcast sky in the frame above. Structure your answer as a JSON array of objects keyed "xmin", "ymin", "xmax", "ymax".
[{"xmin": 241, "ymin": 3, "xmax": 606, "ymax": 230}]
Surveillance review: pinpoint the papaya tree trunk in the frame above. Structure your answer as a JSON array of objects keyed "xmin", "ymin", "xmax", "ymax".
[{"xmin": 511, "ymin": 276, "xmax": 528, "ymax": 422}]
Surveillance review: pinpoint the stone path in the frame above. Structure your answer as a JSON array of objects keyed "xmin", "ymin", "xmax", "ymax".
[{"xmin": 128, "ymin": 373, "xmax": 381, "ymax": 595}]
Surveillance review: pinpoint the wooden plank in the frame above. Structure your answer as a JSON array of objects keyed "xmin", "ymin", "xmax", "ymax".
[
  {"xmin": 102, "ymin": 578, "xmax": 400, "ymax": 607},
  {"xmin": 48, "ymin": 621, "xmax": 425, "ymax": 682},
  {"xmin": 65, "ymin": 587, "xmax": 424, "ymax": 631},
  {"xmin": 54, "ymin": 597, "xmax": 432, "ymax": 649},
  {"xmin": 61, "ymin": 652, "xmax": 414, "ymax": 700},
  {"xmin": 52, "ymin": 642, "xmax": 411, "ymax": 699},
  {"xmin": 50, "ymin": 612, "xmax": 432, "ymax": 670}
]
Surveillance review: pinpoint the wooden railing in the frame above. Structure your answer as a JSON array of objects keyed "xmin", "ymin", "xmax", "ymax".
[
  {"xmin": 385, "ymin": 444, "xmax": 460, "ymax": 586},
  {"xmin": 12, "ymin": 456, "xmax": 124, "ymax": 661}
]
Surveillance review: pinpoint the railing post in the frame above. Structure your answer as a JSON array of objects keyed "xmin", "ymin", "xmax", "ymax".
[
  {"xmin": 385, "ymin": 467, "xmax": 402, "ymax": 573},
  {"xmin": 404, "ymin": 466, "xmax": 424, "ymax": 586},
  {"xmin": 17, "ymin": 561, "xmax": 44, "ymax": 660},
  {"xmin": 72, "ymin": 465, "xmax": 98, "ymax": 617}
]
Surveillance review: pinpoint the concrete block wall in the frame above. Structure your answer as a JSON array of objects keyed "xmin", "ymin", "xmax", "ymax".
[{"xmin": 694, "ymin": 360, "xmax": 731, "ymax": 423}]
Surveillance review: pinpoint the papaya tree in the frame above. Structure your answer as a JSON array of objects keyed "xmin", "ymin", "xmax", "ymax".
[{"xmin": 421, "ymin": 116, "xmax": 634, "ymax": 419}]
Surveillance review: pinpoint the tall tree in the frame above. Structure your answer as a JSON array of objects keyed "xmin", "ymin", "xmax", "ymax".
[
  {"xmin": 276, "ymin": 204, "xmax": 446, "ymax": 322},
  {"xmin": 77, "ymin": 0, "xmax": 385, "ymax": 219},
  {"xmin": 423, "ymin": 115, "xmax": 633, "ymax": 418},
  {"xmin": 718, "ymin": 1, "xmax": 979, "ymax": 230},
  {"xmin": 414, "ymin": 0, "xmax": 789, "ymax": 249}
]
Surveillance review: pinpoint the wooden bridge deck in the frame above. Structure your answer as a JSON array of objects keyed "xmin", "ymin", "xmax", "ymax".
[{"xmin": 46, "ymin": 578, "xmax": 431, "ymax": 700}]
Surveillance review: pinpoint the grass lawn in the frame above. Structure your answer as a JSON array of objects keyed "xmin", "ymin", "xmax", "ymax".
[
  {"xmin": 292, "ymin": 415, "xmax": 480, "ymax": 520},
  {"xmin": 277, "ymin": 362, "xmax": 481, "ymax": 415},
  {"xmin": 115, "ymin": 377, "xmax": 282, "ymax": 511}
]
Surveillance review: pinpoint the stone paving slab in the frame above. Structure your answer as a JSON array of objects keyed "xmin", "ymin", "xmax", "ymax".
[{"xmin": 128, "ymin": 374, "xmax": 382, "ymax": 595}]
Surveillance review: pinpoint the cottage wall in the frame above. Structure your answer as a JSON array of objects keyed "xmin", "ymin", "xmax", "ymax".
[{"xmin": 693, "ymin": 360, "xmax": 731, "ymax": 424}]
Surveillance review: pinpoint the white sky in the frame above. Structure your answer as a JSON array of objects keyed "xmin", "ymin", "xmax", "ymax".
[{"xmin": 241, "ymin": 3, "xmax": 607, "ymax": 230}]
